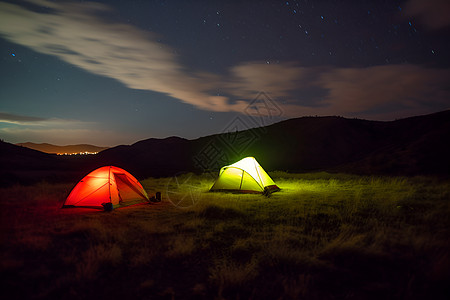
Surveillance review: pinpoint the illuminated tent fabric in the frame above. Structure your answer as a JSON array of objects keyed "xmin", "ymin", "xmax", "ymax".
[
  {"xmin": 63, "ymin": 166, "xmax": 149, "ymax": 209},
  {"xmin": 210, "ymin": 157, "xmax": 280, "ymax": 193}
]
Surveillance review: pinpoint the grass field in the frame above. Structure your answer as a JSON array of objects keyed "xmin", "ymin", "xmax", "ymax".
[{"xmin": 1, "ymin": 172, "xmax": 449, "ymax": 299}]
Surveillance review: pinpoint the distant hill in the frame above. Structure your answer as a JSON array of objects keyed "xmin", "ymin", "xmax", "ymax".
[
  {"xmin": 96, "ymin": 136, "xmax": 194, "ymax": 178},
  {"xmin": 1, "ymin": 110, "xmax": 449, "ymax": 186},
  {"xmin": 247, "ymin": 110, "xmax": 450, "ymax": 175},
  {"xmin": 0, "ymin": 141, "xmax": 85, "ymax": 187},
  {"xmin": 96, "ymin": 110, "xmax": 450, "ymax": 178},
  {"xmin": 15, "ymin": 142, "xmax": 109, "ymax": 154}
]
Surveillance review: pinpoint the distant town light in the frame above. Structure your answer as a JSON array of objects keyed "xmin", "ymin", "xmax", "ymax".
[{"xmin": 57, "ymin": 151, "xmax": 98, "ymax": 155}]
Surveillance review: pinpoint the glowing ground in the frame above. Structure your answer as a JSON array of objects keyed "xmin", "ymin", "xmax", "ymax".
[{"xmin": 1, "ymin": 173, "xmax": 449, "ymax": 299}]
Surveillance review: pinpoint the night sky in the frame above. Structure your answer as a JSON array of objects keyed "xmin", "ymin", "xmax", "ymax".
[{"xmin": 1, "ymin": 0, "xmax": 449, "ymax": 146}]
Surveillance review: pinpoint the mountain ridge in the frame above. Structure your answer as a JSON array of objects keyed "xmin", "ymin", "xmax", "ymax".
[
  {"xmin": 15, "ymin": 142, "xmax": 109, "ymax": 154},
  {"xmin": 1, "ymin": 110, "xmax": 449, "ymax": 186},
  {"xmin": 95, "ymin": 109, "xmax": 450, "ymax": 178}
]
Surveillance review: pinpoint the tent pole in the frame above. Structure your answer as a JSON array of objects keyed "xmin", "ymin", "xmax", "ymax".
[
  {"xmin": 108, "ymin": 166, "xmax": 111, "ymax": 203},
  {"xmin": 239, "ymin": 170, "xmax": 244, "ymax": 190},
  {"xmin": 254, "ymin": 159, "xmax": 264, "ymax": 190}
]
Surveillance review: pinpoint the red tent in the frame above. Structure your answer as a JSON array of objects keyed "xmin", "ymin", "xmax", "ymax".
[{"xmin": 63, "ymin": 166, "xmax": 149, "ymax": 210}]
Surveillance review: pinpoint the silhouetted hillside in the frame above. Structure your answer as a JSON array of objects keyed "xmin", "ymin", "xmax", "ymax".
[
  {"xmin": 94, "ymin": 110, "xmax": 450, "ymax": 177},
  {"xmin": 1, "ymin": 110, "xmax": 449, "ymax": 186},
  {"xmin": 342, "ymin": 111, "xmax": 450, "ymax": 175},
  {"xmin": 95, "ymin": 136, "xmax": 193, "ymax": 178},
  {"xmin": 15, "ymin": 142, "xmax": 109, "ymax": 154},
  {"xmin": 0, "ymin": 141, "xmax": 93, "ymax": 186},
  {"xmin": 244, "ymin": 110, "xmax": 450, "ymax": 175}
]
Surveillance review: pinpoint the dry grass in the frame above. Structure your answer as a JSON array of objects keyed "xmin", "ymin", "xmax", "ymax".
[{"xmin": 0, "ymin": 173, "xmax": 449, "ymax": 299}]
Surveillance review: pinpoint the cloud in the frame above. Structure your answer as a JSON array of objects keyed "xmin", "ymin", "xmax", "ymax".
[
  {"xmin": 0, "ymin": 127, "xmax": 127, "ymax": 146},
  {"xmin": 0, "ymin": 0, "xmax": 449, "ymax": 121},
  {"xmin": 0, "ymin": 111, "xmax": 109, "ymax": 144},
  {"xmin": 0, "ymin": 111, "xmax": 127, "ymax": 145},
  {"xmin": 0, "ymin": 0, "xmax": 228, "ymax": 111},
  {"xmin": 229, "ymin": 62, "xmax": 309, "ymax": 98},
  {"xmin": 0, "ymin": 112, "xmax": 48, "ymax": 124},
  {"xmin": 0, "ymin": 111, "xmax": 93, "ymax": 128},
  {"xmin": 224, "ymin": 62, "xmax": 450, "ymax": 120},
  {"xmin": 404, "ymin": 0, "xmax": 450, "ymax": 30},
  {"xmin": 316, "ymin": 64, "xmax": 450, "ymax": 119}
]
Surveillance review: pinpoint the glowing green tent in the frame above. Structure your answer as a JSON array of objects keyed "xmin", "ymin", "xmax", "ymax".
[{"xmin": 210, "ymin": 157, "xmax": 280, "ymax": 193}]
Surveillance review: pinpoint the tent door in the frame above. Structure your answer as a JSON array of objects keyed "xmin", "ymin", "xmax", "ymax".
[
  {"xmin": 113, "ymin": 173, "xmax": 147, "ymax": 205},
  {"xmin": 118, "ymin": 190, "xmax": 123, "ymax": 204}
]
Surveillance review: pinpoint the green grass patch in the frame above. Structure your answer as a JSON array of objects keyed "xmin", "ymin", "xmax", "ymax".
[{"xmin": 1, "ymin": 173, "xmax": 449, "ymax": 299}]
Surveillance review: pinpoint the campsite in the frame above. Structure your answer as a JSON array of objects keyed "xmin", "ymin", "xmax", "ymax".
[
  {"xmin": 1, "ymin": 111, "xmax": 450, "ymax": 299},
  {"xmin": 1, "ymin": 172, "xmax": 449, "ymax": 299},
  {"xmin": 1, "ymin": 1, "xmax": 450, "ymax": 298}
]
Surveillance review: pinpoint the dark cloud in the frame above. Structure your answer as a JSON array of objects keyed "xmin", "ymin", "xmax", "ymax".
[
  {"xmin": 316, "ymin": 64, "xmax": 450, "ymax": 119},
  {"xmin": 0, "ymin": 112, "xmax": 112, "ymax": 144},
  {"xmin": 224, "ymin": 62, "xmax": 450, "ymax": 119},
  {"xmin": 404, "ymin": 0, "xmax": 450, "ymax": 30},
  {"xmin": 0, "ymin": 112, "xmax": 47, "ymax": 124},
  {"xmin": 1, "ymin": 0, "xmax": 449, "ymax": 122},
  {"xmin": 0, "ymin": 127, "xmax": 125, "ymax": 146}
]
